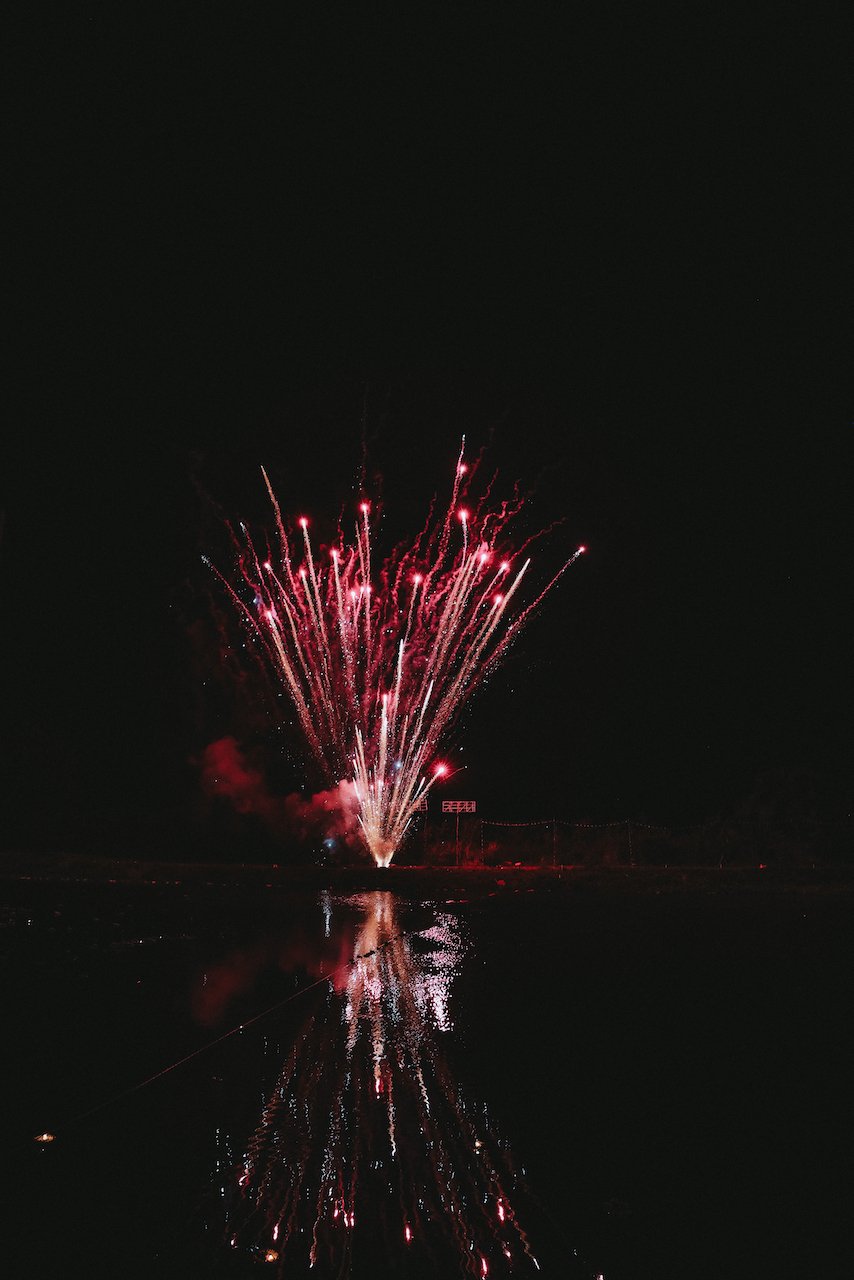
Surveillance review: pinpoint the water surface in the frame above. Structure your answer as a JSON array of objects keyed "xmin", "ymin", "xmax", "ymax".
[{"xmin": 3, "ymin": 876, "xmax": 852, "ymax": 1277}]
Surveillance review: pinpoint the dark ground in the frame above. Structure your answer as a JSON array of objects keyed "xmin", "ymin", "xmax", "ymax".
[{"xmin": 3, "ymin": 850, "xmax": 854, "ymax": 895}]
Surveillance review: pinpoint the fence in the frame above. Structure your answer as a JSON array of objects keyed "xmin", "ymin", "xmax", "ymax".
[{"xmin": 395, "ymin": 812, "xmax": 853, "ymax": 868}]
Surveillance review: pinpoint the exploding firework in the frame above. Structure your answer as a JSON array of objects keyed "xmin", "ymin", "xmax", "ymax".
[
  {"xmin": 221, "ymin": 891, "xmax": 545, "ymax": 1277},
  {"xmin": 208, "ymin": 441, "xmax": 584, "ymax": 866}
]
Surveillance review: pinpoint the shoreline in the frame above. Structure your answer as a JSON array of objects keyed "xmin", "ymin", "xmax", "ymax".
[{"xmin": 2, "ymin": 851, "xmax": 853, "ymax": 896}]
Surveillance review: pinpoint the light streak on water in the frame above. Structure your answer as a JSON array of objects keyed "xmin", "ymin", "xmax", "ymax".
[{"xmin": 222, "ymin": 891, "xmax": 546, "ymax": 1276}]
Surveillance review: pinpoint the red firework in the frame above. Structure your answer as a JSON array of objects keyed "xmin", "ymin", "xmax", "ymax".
[{"xmin": 207, "ymin": 440, "xmax": 584, "ymax": 865}]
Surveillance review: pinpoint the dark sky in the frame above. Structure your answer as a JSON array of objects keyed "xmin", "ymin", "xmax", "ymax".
[{"xmin": 3, "ymin": 9, "xmax": 851, "ymax": 854}]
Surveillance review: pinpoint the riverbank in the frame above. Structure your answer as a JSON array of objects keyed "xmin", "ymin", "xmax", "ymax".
[{"xmin": 2, "ymin": 849, "xmax": 853, "ymax": 897}]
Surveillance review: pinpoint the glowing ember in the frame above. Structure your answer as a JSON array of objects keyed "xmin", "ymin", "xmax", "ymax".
[{"xmin": 209, "ymin": 440, "xmax": 584, "ymax": 866}]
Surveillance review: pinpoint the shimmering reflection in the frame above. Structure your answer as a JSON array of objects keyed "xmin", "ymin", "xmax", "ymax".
[{"xmin": 222, "ymin": 891, "xmax": 544, "ymax": 1277}]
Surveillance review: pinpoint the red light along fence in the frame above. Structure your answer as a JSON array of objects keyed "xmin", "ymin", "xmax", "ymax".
[{"xmin": 394, "ymin": 812, "xmax": 854, "ymax": 868}]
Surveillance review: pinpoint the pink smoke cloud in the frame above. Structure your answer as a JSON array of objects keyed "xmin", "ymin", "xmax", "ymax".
[{"xmin": 198, "ymin": 736, "xmax": 361, "ymax": 845}]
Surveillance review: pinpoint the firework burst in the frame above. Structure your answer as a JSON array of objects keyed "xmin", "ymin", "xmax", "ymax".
[{"xmin": 207, "ymin": 441, "xmax": 584, "ymax": 866}]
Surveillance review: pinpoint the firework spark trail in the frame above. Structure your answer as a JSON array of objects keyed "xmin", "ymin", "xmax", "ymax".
[
  {"xmin": 209, "ymin": 443, "xmax": 584, "ymax": 866},
  {"xmin": 225, "ymin": 893, "xmax": 544, "ymax": 1277}
]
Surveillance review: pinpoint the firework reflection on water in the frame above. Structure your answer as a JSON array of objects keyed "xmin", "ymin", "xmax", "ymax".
[{"xmin": 222, "ymin": 891, "xmax": 545, "ymax": 1277}]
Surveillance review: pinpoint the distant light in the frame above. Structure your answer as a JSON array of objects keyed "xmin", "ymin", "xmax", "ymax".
[
  {"xmin": 265, "ymin": 1250, "xmax": 279, "ymax": 1262},
  {"xmin": 458, "ymin": 508, "xmax": 469, "ymax": 523},
  {"xmin": 360, "ymin": 502, "xmax": 370, "ymax": 515},
  {"xmin": 494, "ymin": 593, "xmax": 504, "ymax": 605},
  {"xmin": 404, "ymin": 1224, "xmax": 413, "ymax": 1243},
  {"xmin": 459, "ymin": 462, "xmax": 468, "ymax": 474},
  {"xmin": 499, "ymin": 561, "xmax": 509, "ymax": 572},
  {"xmin": 413, "ymin": 573, "xmax": 422, "ymax": 585},
  {"xmin": 434, "ymin": 763, "xmax": 448, "ymax": 777},
  {"xmin": 34, "ymin": 1132, "xmax": 55, "ymax": 1144},
  {"xmin": 263, "ymin": 561, "xmax": 272, "ymax": 570},
  {"xmin": 577, "ymin": 544, "xmax": 587, "ymax": 554},
  {"xmin": 299, "ymin": 516, "xmax": 308, "ymax": 529}
]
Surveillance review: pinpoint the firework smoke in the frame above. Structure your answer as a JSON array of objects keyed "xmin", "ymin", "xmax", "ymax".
[
  {"xmin": 208, "ymin": 441, "xmax": 584, "ymax": 866},
  {"xmin": 199, "ymin": 736, "xmax": 361, "ymax": 846}
]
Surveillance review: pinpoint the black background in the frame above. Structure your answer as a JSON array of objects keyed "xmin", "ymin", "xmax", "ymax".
[{"xmin": 3, "ymin": 7, "xmax": 851, "ymax": 855}]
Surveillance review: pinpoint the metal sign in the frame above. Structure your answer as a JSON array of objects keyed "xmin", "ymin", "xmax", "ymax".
[{"xmin": 442, "ymin": 800, "xmax": 477, "ymax": 813}]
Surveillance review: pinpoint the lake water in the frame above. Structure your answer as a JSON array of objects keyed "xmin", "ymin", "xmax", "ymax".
[{"xmin": 3, "ymin": 876, "xmax": 852, "ymax": 1278}]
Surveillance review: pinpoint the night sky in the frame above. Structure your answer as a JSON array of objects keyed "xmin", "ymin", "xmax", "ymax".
[{"xmin": 3, "ymin": 9, "xmax": 851, "ymax": 856}]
